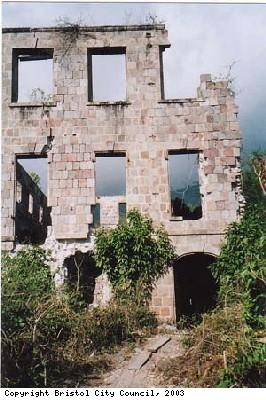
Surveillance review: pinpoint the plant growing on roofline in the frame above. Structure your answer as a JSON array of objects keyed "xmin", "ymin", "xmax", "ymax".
[
  {"xmin": 55, "ymin": 16, "xmax": 96, "ymax": 64},
  {"xmin": 93, "ymin": 209, "xmax": 176, "ymax": 304}
]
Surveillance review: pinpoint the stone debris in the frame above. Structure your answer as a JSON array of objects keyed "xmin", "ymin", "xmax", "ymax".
[{"xmin": 100, "ymin": 333, "xmax": 184, "ymax": 387}]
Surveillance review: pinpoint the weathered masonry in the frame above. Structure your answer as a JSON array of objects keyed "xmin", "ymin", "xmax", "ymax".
[{"xmin": 2, "ymin": 24, "xmax": 242, "ymax": 321}]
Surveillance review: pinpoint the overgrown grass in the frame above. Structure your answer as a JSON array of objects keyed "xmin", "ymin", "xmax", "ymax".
[
  {"xmin": 1, "ymin": 246, "xmax": 157, "ymax": 388},
  {"xmin": 159, "ymin": 304, "xmax": 265, "ymax": 387},
  {"xmin": 158, "ymin": 186, "xmax": 265, "ymax": 387}
]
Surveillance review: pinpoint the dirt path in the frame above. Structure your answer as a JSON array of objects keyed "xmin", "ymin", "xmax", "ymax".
[{"xmin": 95, "ymin": 330, "xmax": 185, "ymax": 388}]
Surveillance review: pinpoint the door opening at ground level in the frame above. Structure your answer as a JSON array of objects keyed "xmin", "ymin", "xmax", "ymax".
[{"xmin": 173, "ymin": 253, "xmax": 218, "ymax": 321}]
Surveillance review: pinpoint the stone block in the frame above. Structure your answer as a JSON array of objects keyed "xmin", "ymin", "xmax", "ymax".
[{"xmin": 2, "ymin": 25, "xmax": 241, "ymax": 321}]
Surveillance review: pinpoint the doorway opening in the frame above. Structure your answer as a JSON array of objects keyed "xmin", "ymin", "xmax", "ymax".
[
  {"xmin": 63, "ymin": 251, "xmax": 101, "ymax": 305},
  {"xmin": 173, "ymin": 253, "xmax": 218, "ymax": 321}
]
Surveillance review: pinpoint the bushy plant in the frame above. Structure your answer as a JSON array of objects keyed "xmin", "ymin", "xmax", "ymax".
[
  {"xmin": 1, "ymin": 246, "xmax": 55, "ymax": 386},
  {"xmin": 159, "ymin": 152, "xmax": 266, "ymax": 387},
  {"xmin": 94, "ymin": 209, "xmax": 176, "ymax": 302},
  {"xmin": 158, "ymin": 304, "xmax": 249, "ymax": 387},
  {"xmin": 218, "ymin": 340, "xmax": 266, "ymax": 388},
  {"xmin": 2, "ymin": 246, "xmax": 54, "ymax": 334},
  {"xmin": 1, "ymin": 246, "xmax": 158, "ymax": 387},
  {"xmin": 210, "ymin": 205, "xmax": 266, "ymax": 328},
  {"xmin": 70, "ymin": 301, "xmax": 157, "ymax": 354}
]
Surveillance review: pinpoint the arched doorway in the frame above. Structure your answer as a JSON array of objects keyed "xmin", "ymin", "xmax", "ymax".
[
  {"xmin": 173, "ymin": 253, "xmax": 218, "ymax": 320},
  {"xmin": 63, "ymin": 251, "xmax": 101, "ymax": 305}
]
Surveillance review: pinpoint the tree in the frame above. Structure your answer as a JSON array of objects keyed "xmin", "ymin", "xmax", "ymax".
[
  {"xmin": 242, "ymin": 151, "xmax": 266, "ymax": 206},
  {"xmin": 210, "ymin": 150, "xmax": 266, "ymax": 328},
  {"xmin": 94, "ymin": 209, "xmax": 176, "ymax": 303},
  {"xmin": 29, "ymin": 171, "xmax": 41, "ymax": 188}
]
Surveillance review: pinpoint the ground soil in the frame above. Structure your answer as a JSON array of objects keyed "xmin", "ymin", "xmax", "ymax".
[{"xmin": 85, "ymin": 328, "xmax": 186, "ymax": 388}]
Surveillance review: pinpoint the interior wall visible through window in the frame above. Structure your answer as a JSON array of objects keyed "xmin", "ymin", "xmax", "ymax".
[
  {"xmin": 168, "ymin": 151, "xmax": 202, "ymax": 220},
  {"xmin": 15, "ymin": 156, "xmax": 50, "ymax": 244}
]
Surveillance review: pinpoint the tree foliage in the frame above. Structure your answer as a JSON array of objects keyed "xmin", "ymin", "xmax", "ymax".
[
  {"xmin": 1, "ymin": 246, "xmax": 157, "ymax": 387},
  {"xmin": 94, "ymin": 209, "xmax": 176, "ymax": 302},
  {"xmin": 242, "ymin": 151, "xmax": 266, "ymax": 206},
  {"xmin": 162, "ymin": 151, "xmax": 266, "ymax": 388},
  {"xmin": 210, "ymin": 205, "xmax": 266, "ymax": 328},
  {"xmin": 29, "ymin": 171, "xmax": 41, "ymax": 188},
  {"xmin": 2, "ymin": 246, "xmax": 54, "ymax": 334},
  {"xmin": 210, "ymin": 151, "xmax": 266, "ymax": 327}
]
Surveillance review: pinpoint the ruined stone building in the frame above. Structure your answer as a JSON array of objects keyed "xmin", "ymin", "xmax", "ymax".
[{"xmin": 2, "ymin": 24, "xmax": 242, "ymax": 321}]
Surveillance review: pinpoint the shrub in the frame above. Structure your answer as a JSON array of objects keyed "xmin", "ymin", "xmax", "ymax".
[
  {"xmin": 70, "ymin": 301, "xmax": 157, "ymax": 354},
  {"xmin": 94, "ymin": 209, "xmax": 176, "ymax": 302},
  {"xmin": 2, "ymin": 246, "xmax": 54, "ymax": 334},
  {"xmin": 158, "ymin": 155, "xmax": 266, "ymax": 387},
  {"xmin": 158, "ymin": 304, "xmax": 249, "ymax": 387},
  {"xmin": 210, "ymin": 205, "xmax": 266, "ymax": 328},
  {"xmin": 1, "ymin": 246, "xmax": 158, "ymax": 387}
]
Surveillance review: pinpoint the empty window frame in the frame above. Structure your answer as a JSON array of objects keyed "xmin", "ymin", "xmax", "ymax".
[
  {"xmin": 16, "ymin": 181, "xmax": 22, "ymax": 203},
  {"xmin": 91, "ymin": 203, "xmax": 100, "ymax": 227},
  {"xmin": 88, "ymin": 47, "xmax": 126, "ymax": 102},
  {"xmin": 118, "ymin": 202, "xmax": 127, "ymax": 223},
  {"xmin": 15, "ymin": 155, "xmax": 49, "ymax": 244},
  {"xmin": 159, "ymin": 45, "xmax": 170, "ymax": 100},
  {"xmin": 28, "ymin": 194, "xmax": 33, "ymax": 214},
  {"xmin": 12, "ymin": 48, "xmax": 53, "ymax": 102},
  {"xmin": 168, "ymin": 151, "xmax": 202, "ymax": 220},
  {"xmin": 95, "ymin": 153, "xmax": 126, "ymax": 197}
]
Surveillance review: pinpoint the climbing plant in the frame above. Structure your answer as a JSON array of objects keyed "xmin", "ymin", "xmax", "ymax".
[
  {"xmin": 210, "ymin": 204, "xmax": 266, "ymax": 328},
  {"xmin": 210, "ymin": 151, "xmax": 266, "ymax": 327},
  {"xmin": 94, "ymin": 209, "xmax": 176, "ymax": 303}
]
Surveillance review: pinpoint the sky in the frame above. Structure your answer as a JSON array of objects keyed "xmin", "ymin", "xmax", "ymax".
[{"xmin": 2, "ymin": 1, "xmax": 266, "ymax": 192}]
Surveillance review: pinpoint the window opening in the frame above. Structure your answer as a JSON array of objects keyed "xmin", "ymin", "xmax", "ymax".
[
  {"xmin": 118, "ymin": 202, "xmax": 127, "ymax": 223},
  {"xmin": 15, "ymin": 156, "xmax": 50, "ymax": 244},
  {"xmin": 88, "ymin": 48, "xmax": 126, "ymax": 102},
  {"xmin": 169, "ymin": 151, "xmax": 202, "ymax": 220},
  {"xmin": 159, "ymin": 45, "xmax": 170, "ymax": 100},
  {"xmin": 28, "ymin": 194, "xmax": 33, "ymax": 214},
  {"xmin": 91, "ymin": 204, "xmax": 100, "ymax": 227},
  {"xmin": 16, "ymin": 181, "xmax": 22, "ymax": 203},
  {"xmin": 12, "ymin": 48, "xmax": 53, "ymax": 102},
  {"xmin": 39, "ymin": 206, "xmax": 43, "ymax": 223},
  {"xmin": 95, "ymin": 153, "xmax": 126, "ymax": 197}
]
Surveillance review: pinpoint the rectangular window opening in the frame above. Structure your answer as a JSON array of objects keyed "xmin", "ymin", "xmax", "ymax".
[
  {"xmin": 88, "ymin": 47, "xmax": 126, "ymax": 102},
  {"xmin": 91, "ymin": 204, "xmax": 100, "ymax": 228},
  {"xmin": 159, "ymin": 46, "xmax": 169, "ymax": 100},
  {"xmin": 118, "ymin": 202, "xmax": 127, "ymax": 223},
  {"xmin": 95, "ymin": 153, "xmax": 126, "ymax": 197},
  {"xmin": 168, "ymin": 151, "xmax": 202, "ymax": 220},
  {"xmin": 12, "ymin": 48, "xmax": 53, "ymax": 102},
  {"xmin": 15, "ymin": 155, "xmax": 50, "ymax": 244},
  {"xmin": 28, "ymin": 194, "xmax": 33, "ymax": 214}
]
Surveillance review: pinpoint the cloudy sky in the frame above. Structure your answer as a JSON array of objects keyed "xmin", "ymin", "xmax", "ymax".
[{"xmin": 3, "ymin": 1, "xmax": 266, "ymax": 157}]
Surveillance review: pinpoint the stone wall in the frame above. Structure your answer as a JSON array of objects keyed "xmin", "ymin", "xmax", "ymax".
[{"xmin": 2, "ymin": 24, "xmax": 242, "ymax": 320}]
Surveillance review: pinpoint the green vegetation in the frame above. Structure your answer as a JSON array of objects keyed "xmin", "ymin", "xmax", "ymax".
[
  {"xmin": 94, "ymin": 209, "xmax": 176, "ymax": 303},
  {"xmin": 2, "ymin": 155, "xmax": 265, "ymax": 387},
  {"xmin": 211, "ymin": 204, "xmax": 265, "ymax": 329},
  {"xmin": 159, "ymin": 152, "xmax": 266, "ymax": 387},
  {"xmin": 1, "ymin": 245, "xmax": 157, "ymax": 387},
  {"xmin": 29, "ymin": 171, "xmax": 41, "ymax": 187}
]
